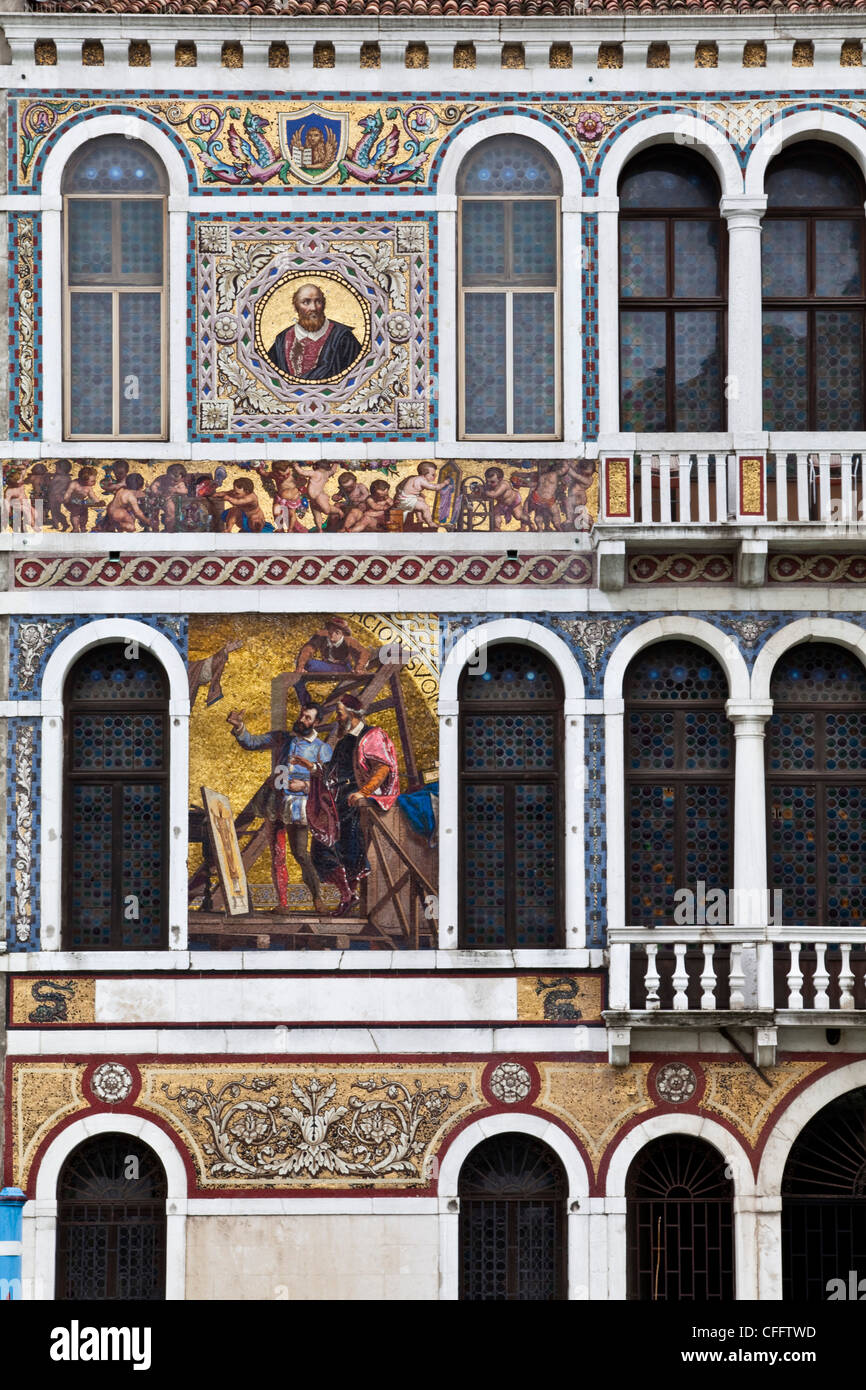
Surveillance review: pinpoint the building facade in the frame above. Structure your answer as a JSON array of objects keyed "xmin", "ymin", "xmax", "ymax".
[{"xmin": 1, "ymin": 0, "xmax": 866, "ymax": 1302}]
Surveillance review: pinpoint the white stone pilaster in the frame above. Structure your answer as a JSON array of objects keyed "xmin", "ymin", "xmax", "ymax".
[{"xmin": 721, "ymin": 196, "xmax": 767, "ymax": 441}]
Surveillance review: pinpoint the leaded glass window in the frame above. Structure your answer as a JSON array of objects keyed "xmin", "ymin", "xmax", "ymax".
[
  {"xmin": 762, "ymin": 144, "xmax": 866, "ymax": 431},
  {"xmin": 63, "ymin": 137, "xmax": 167, "ymax": 440},
  {"xmin": 459, "ymin": 644, "xmax": 563, "ymax": 948},
  {"xmin": 459, "ymin": 1135, "xmax": 567, "ymax": 1301},
  {"xmin": 767, "ymin": 642, "xmax": 866, "ymax": 926},
  {"xmin": 64, "ymin": 642, "xmax": 169, "ymax": 949},
  {"xmin": 458, "ymin": 136, "xmax": 561, "ymax": 439},
  {"xmin": 619, "ymin": 150, "xmax": 726, "ymax": 432},
  {"xmin": 625, "ymin": 641, "xmax": 733, "ymax": 925},
  {"xmin": 56, "ymin": 1136, "xmax": 167, "ymax": 1301}
]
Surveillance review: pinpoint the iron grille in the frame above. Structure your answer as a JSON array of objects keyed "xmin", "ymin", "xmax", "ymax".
[{"xmin": 627, "ymin": 1135, "xmax": 734, "ymax": 1300}]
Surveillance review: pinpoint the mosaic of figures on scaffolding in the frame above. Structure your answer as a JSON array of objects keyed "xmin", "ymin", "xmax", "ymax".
[
  {"xmin": 3, "ymin": 457, "xmax": 597, "ymax": 534},
  {"xmin": 187, "ymin": 613, "xmax": 440, "ymax": 950}
]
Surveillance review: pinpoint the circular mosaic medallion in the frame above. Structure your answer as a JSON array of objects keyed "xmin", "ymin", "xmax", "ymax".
[
  {"xmin": 655, "ymin": 1063, "xmax": 697, "ymax": 1105},
  {"xmin": 489, "ymin": 1062, "xmax": 532, "ymax": 1105},
  {"xmin": 386, "ymin": 311, "xmax": 412, "ymax": 344},
  {"xmin": 213, "ymin": 314, "xmax": 238, "ymax": 343},
  {"xmin": 91, "ymin": 1063, "xmax": 133, "ymax": 1105}
]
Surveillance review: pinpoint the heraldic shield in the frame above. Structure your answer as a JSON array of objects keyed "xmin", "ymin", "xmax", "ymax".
[{"xmin": 279, "ymin": 107, "xmax": 349, "ymax": 185}]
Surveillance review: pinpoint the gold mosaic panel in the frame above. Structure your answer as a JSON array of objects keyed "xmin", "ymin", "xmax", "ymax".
[
  {"xmin": 222, "ymin": 42, "xmax": 243, "ymax": 69},
  {"xmin": 740, "ymin": 455, "xmax": 764, "ymax": 515},
  {"xmin": 82, "ymin": 40, "xmax": 103, "ymax": 66},
  {"xmin": 12, "ymin": 1063, "xmax": 88, "ymax": 1191},
  {"xmin": 269, "ymin": 42, "xmax": 289, "ymax": 69},
  {"xmin": 140, "ymin": 1062, "xmax": 486, "ymax": 1189},
  {"xmin": 11, "ymin": 976, "xmax": 96, "ymax": 1026},
  {"xmin": 405, "ymin": 42, "xmax": 429, "ymax": 70},
  {"xmin": 128, "ymin": 40, "xmax": 151, "ymax": 68},
  {"xmin": 313, "ymin": 43, "xmax": 335, "ymax": 68},
  {"xmin": 453, "ymin": 42, "xmax": 476, "ymax": 70},
  {"xmin": 502, "ymin": 44, "xmax": 525, "ymax": 70},
  {"xmin": 360, "ymin": 43, "xmax": 380, "ymax": 69},
  {"xmin": 549, "ymin": 43, "xmax": 572, "ymax": 70},
  {"xmin": 648, "ymin": 43, "xmax": 670, "ymax": 69},
  {"xmin": 175, "ymin": 41, "xmax": 196, "ymax": 67},
  {"xmin": 517, "ymin": 975, "xmax": 603, "ymax": 1024},
  {"xmin": 743, "ymin": 41, "xmax": 767, "ymax": 68},
  {"xmin": 701, "ymin": 1060, "xmax": 825, "ymax": 1145},
  {"xmin": 34, "ymin": 40, "xmax": 56, "ymax": 65},
  {"xmin": 598, "ymin": 43, "xmax": 623, "ymax": 69},
  {"xmin": 792, "ymin": 40, "xmax": 813, "ymax": 67},
  {"xmin": 841, "ymin": 39, "xmax": 863, "ymax": 66},
  {"xmin": 695, "ymin": 42, "xmax": 718, "ymax": 68},
  {"xmin": 540, "ymin": 1063, "xmax": 653, "ymax": 1173}
]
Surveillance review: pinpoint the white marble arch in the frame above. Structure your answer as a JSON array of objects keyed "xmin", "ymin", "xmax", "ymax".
[
  {"xmin": 755, "ymin": 1061, "xmax": 866, "ymax": 1301},
  {"xmin": 745, "ymin": 108, "xmax": 866, "ymax": 197},
  {"xmin": 437, "ymin": 1111, "xmax": 591, "ymax": 1300},
  {"xmin": 437, "ymin": 618, "xmax": 586, "ymax": 951},
  {"xmin": 40, "ymin": 618, "xmax": 190, "ymax": 952},
  {"xmin": 38, "ymin": 114, "xmax": 189, "ymax": 446},
  {"xmin": 434, "ymin": 113, "xmax": 582, "ymax": 447},
  {"xmin": 595, "ymin": 114, "xmax": 743, "ymax": 438},
  {"xmin": 603, "ymin": 618, "xmax": 751, "ymax": 937},
  {"xmin": 751, "ymin": 616, "xmax": 866, "ymax": 703},
  {"xmin": 603, "ymin": 1113, "xmax": 758, "ymax": 1300},
  {"xmin": 22, "ymin": 1112, "xmax": 188, "ymax": 1301}
]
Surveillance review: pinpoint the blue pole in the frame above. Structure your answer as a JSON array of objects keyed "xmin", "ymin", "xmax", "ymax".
[{"xmin": 0, "ymin": 1188, "xmax": 27, "ymax": 1300}]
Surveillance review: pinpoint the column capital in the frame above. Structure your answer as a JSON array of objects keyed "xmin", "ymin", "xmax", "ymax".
[
  {"xmin": 720, "ymin": 194, "xmax": 767, "ymax": 226},
  {"xmin": 726, "ymin": 698, "xmax": 773, "ymax": 725}
]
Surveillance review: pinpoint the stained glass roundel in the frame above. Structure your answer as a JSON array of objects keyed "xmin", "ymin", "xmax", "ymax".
[
  {"xmin": 769, "ymin": 641, "xmax": 866, "ymax": 704},
  {"xmin": 65, "ymin": 643, "xmax": 168, "ymax": 702},
  {"xmin": 458, "ymin": 136, "xmax": 562, "ymax": 196},
  {"xmin": 64, "ymin": 136, "xmax": 168, "ymax": 195},
  {"xmin": 459, "ymin": 642, "xmax": 560, "ymax": 702}
]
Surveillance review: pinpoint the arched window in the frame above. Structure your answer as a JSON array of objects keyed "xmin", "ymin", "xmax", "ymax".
[
  {"xmin": 63, "ymin": 136, "xmax": 168, "ymax": 440},
  {"xmin": 458, "ymin": 136, "xmax": 562, "ymax": 440},
  {"xmin": 627, "ymin": 1135, "xmax": 734, "ymax": 1300},
  {"xmin": 64, "ymin": 643, "xmax": 169, "ymax": 950},
  {"xmin": 459, "ymin": 644, "xmax": 563, "ymax": 949},
  {"xmin": 619, "ymin": 150, "xmax": 726, "ymax": 432},
  {"xmin": 782, "ymin": 1086, "xmax": 866, "ymax": 1300},
  {"xmin": 767, "ymin": 642, "xmax": 866, "ymax": 928},
  {"xmin": 56, "ymin": 1135, "xmax": 167, "ymax": 1301},
  {"xmin": 762, "ymin": 143, "xmax": 866, "ymax": 431},
  {"xmin": 459, "ymin": 1134, "xmax": 567, "ymax": 1300},
  {"xmin": 625, "ymin": 641, "xmax": 733, "ymax": 928}
]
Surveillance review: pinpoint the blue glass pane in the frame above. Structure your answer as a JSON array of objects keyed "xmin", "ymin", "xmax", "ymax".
[
  {"xmin": 815, "ymin": 310, "xmax": 863, "ymax": 431},
  {"xmin": 69, "ymin": 292, "xmax": 113, "ymax": 435},
  {"xmin": 826, "ymin": 784, "xmax": 866, "ymax": 923},
  {"xmin": 625, "ymin": 640, "xmax": 729, "ymax": 701},
  {"xmin": 619, "ymin": 155, "xmax": 718, "ymax": 209},
  {"xmin": 463, "ymin": 712, "xmax": 556, "ymax": 772},
  {"xmin": 462, "ymin": 783, "xmax": 506, "ymax": 947},
  {"xmin": 816, "ymin": 220, "xmax": 862, "ymax": 296},
  {"xmin": 459, "ymin": 135, "xmax": 561, "ymax": 195},
  {"xmin": 66, "ymin": 645, "xmax": 167, "ymax": 702},
  {"xmin": 122, "ymin": 783, "xmax": 164, "ymax": 948},
  {"xmin": 674, "ymin": 220, "xmax": 720, "ymax": 297},
  {"xmin": 513, "ymin": 293, "xmax": 556, "ymax": 435},
  {"xmin": 119, "ymin": 293, "xmax": 162, "ymax": 435},
  {"xmin": 68, "ymin": 200, "xmax": 113, "ymax": 280},
  {"xmin": 512, "ymin": 201, "xmax": 557, "ymax": 280},
  {"xmin": 620, "ymin": 310, "xmax": 666, "ymax": 431},
  {"xmin": 769, "ymin": 782, "xmax": 819, "ymax": 924},
  {"xmin": 766, "ymin": 154, "xmax": 861, "ymax": 208},
  {"xmin": 629, "ymin": 783, "xmax": 677, "ymax": 924},
  {"xmin": 514, "ymin": 782, "xmax": 557, "ymax": 946},
  {"xmin": 683, "ymin": 784, "xmax": 731, "ymax": 892},
  {"xmin": 762, "ymin": 220, "xmax": 807, "ymax": 297},
  {"xmin": 462, "ymin": 200, "xmax": 505, "ymax": 281},
  {"xmin": 461, "ymin": 644, "xmax": 558, "ymax": 702},
  {"xmin": 620, "ymin": 219, "xmax": 666, "ymax": 297},
  {"xmin": 762, "ymin": 310, "xmax": 808, "ymax": 430},
  {"xmin": 65, "ymin": 136, "xmax": 166, "ymax": 194},
  {"xmin": 68, "ymin": 784, "xmax": 113, "ymax": 948},
  {"xmin": 675, "ymin": 311, "xmax": 722, "ymax": 432},
  {"xmin": 464, "ymin": 293, "xmax": 507, "ymax": 434},
  {"xmin": 121, "ymin": 200, "xmax": 163, "ymax": 278}
]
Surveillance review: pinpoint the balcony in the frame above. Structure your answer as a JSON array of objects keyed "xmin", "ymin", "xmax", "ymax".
[{"xmin": 605, "ymin": 926, "xmax": 866, "ymax": 1065}]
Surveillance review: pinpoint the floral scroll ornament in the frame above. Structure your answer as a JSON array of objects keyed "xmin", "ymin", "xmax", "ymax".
[
  {"xmin": 16, "ymin": 218, "xmax": 36, "ymax": 433},
  {"xmin": 162, "ymin": 1074, "xmax": 468, "ymax": 1179},
  {"xmin": 16, "ymin": 619, "xmax": 72, "ymax": 693},
  {"xmin": 13, "ymin": 726, "xmax": 35, "ymax": 942}
]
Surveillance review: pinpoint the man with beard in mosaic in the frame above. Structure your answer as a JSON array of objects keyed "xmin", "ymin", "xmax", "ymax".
[
  {"xmin": 267, "ymin": 282, "xmax": 363, "ymax": 381},
  {"xmin": 308, "ymin": 695, "xmax": 400, "ymax": 915}
]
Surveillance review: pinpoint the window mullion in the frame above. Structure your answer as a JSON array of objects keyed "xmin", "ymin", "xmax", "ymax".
[{"xmin": 505, "ymin": 292, "xmax": 514, "ymax": 435}]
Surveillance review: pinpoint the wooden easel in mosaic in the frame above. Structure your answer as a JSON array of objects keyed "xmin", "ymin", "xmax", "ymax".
[{"xmin": 190, "ymin": 662, "xmax": 433, "ymax": 948}]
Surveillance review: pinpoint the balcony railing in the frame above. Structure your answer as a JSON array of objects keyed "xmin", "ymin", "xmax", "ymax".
[
  {"xmin": 600, "ymin": 452, "xmax": 865, "ymax": 526},
  {"xmin": 608, "ymin": 927, "xmax": 866, "ymax": 1014}
]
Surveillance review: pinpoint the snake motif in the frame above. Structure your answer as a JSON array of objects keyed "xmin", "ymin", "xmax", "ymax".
[
  {"xmin": 28, "ymin": 979, "xmax": 76, "ymax": 1024},
  {"xmin": 535, "ymin": 977, "xmax": 582, "ymax": 1021}
]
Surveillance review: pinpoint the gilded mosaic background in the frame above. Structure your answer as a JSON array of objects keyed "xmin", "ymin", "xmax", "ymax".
[
  {"xmin": 187, "ymin": 612, "xmax": 439, "ymax": 948},
  {"xmin": 2, "ymin": 457, "xmax": 597, "ymax": 535}
]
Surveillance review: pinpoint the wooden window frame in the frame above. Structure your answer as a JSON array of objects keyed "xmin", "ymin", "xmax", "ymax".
[
  {"xmin": 458, "ymin": 655, "xmax": 564, "ymax": 950},
  {"xmin": 618, "ymin": 155, "xmax": 727, "ymax": 433},
  {"xmin": 761, "ymin": 144, "xmax": 866, "ymax": 432},
  {"xmin": 458, "ymin": 193, "xmax": 562, "ymax": 441},
  {"xmin": 63, "ymin": 183, "xmax": 168, "ymax": 442},
  {"xmin": 63, "ymin": 656, "xmax": 169, "ymax": 951}
]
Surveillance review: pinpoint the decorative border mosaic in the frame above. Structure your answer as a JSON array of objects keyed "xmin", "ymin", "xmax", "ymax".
[
  {"xmin": 5, "ymin": 719, "xmax": 41, "ymax": 951},
  {"xmin": 7, "ymin": 212, "xmax": 42, "ymax": 441},
  {"xmin": 7, "ymin": 613, "xmax": 187, "ymax": 701},
  {"xmin": 191, "ymin": 213, "xmax": 437, "ymax": 443},
  {"xmin": 580, "ymin": 213, "xmax": 599, "ymax": 442},
  {"xmin": 14, "ymin": 91, "xmax": 866, "ymax": 197},
  {"xmin": 14, "ymin": 552, "xmax": 594, "ymax": 588}
]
